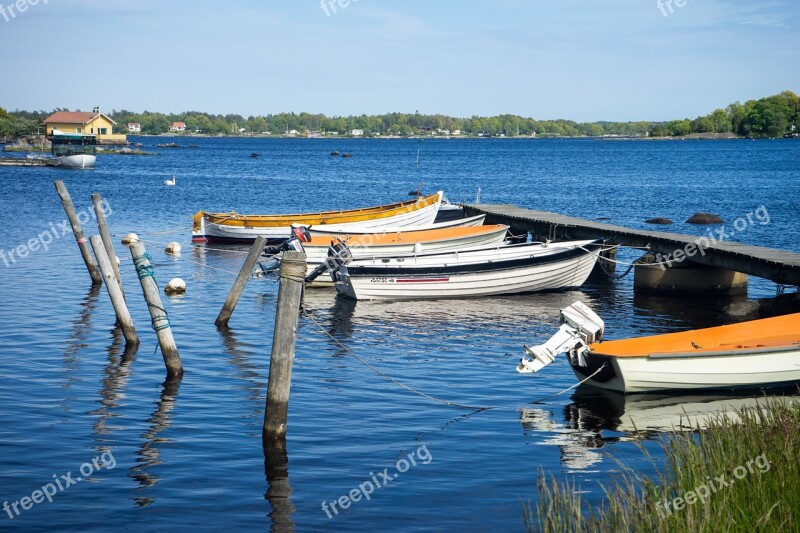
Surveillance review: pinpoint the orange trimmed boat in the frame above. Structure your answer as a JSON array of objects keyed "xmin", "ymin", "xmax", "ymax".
[
  {"xmin": 518, "ymin": 302, "xmax": 800, "ymax": 393},
  {"xmin": 192, "ymin": 191, "xmax": 443, "ymax": 243}
]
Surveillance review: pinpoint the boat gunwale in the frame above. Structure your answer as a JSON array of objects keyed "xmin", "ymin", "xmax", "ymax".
[
  {"xmin": 302, "ymin": 224, "xmax": 509, "ymax": 248},
  {"xmin": 198, "ymin": 191, "xmax": 442, "ymax": 226},
  {"xmin": 589, "ymin": 344, "xmax": 800, "ymax": 360}
]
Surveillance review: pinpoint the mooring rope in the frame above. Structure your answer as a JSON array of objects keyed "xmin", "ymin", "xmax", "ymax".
[
  {"xmin": 526, "ymin": 363, "xmax": 608, "ymax": 405},
  {"xmin": 302, "ymin": 309, "xmax": 495, "ymax": 411},
  {"xmin": 131, "ymin": 251, "xmax": 172, "ymax": 332}
]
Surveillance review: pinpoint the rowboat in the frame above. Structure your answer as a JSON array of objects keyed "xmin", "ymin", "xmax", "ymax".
[
  {"xmin": 517, "ymin": 303, "xmax": 800, "ymax": 393},
  {"xmin": 306, "ymin": 213, "xmax": 486, "ymax": 237},
  {"xmin": 330, "ymin": 239, "xmax": 602, "ymax": 300},
  {"xmin": 192, "ymin": 191, "xmax": 443, "ymax": 243},
  {"xmin": 297, "ymin": 224, "xmax": 510, "ymax": 286}
]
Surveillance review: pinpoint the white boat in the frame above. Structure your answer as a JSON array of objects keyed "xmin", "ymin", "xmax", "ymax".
[
  {"xmin": 297, "ymin": 224, "xmax": 510, "ymax": 286},
  {"xmin": 50, "ymin": 131, "xmax": 97, "ymax": 169},
  {"xmin": 330, "ymin": 239, "xmax": 602, "ymax": 300},
  {"xmin": 518, "ymin": 303, "xmax": 800, "ymax": 393},
  {"xmin": 193, "ymin": 191, "xmax": 443, "ymax": 243},
  {"xmin": 306, "ymin": 214, "xmax": 486, "ymax": 237}
]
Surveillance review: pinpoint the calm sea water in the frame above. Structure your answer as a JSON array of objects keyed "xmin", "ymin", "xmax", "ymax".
[{"xmin": 0, "ymin": 137, "xmax": 798, "ymax": 531}]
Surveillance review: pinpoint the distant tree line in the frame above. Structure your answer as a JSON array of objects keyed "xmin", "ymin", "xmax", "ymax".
[{"xmin": 1, "ymin": 91, "xmax": 797, "ymax": 140}]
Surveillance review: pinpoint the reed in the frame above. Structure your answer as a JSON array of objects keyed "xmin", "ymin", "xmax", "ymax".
[{"xmin": 526, "ymin": 398, "xmax": 799, "ymax": 532}]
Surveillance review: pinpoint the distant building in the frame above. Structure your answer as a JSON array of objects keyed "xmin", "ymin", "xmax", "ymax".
[
  {"xmin": 42, "ymin": 108, "xmax": 126, "ymax": 143},
  {"xmin": 452, "ymin": 129, "xmax": 461, "ymax": 136},
  {"xmin": 128, "ymin": 122, "xmax": 141, "ymax": 133},
  {"xmin": 350, "ymin": 129, "xmax": 364, "ymax": 136},
  {"xmin": 170, "ymin": 121, "xmax": 186, "ymax": 132}
]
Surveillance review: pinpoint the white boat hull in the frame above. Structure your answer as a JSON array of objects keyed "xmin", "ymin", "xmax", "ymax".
[
  {"xmin": 573, "ymin": 346, "xmax": 800, "ymax": 393},
  {"xmin": 334, "ymin": 240, "xmax": 601, "ymax": 300},
  {"xmin": 56, "ymin": 154, "xmax": 96, "ymax": 169},
  {"xmin": 304, "ymin": 224, "xmax": 509, "ymax": 286},
  {"xmin": 306, "ymin": 214, "xmax": 486, "ymax": 237},
  {"xmin": 196, "ymin": 198, "xmax": 441, "ymax": 242}
]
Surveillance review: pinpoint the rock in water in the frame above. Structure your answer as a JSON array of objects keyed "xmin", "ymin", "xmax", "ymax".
[
  {"xmin": 645, "ymin": 217, "xmax": 673, "ymax": 225},
  {"xmin": 121, "ymin": 233, "xmax": 139, "ymax": 245},
  {"xmin": 687, "ymin": 213, "xmax": 723, "ymax": 224},
  {"xmin": 165, "ymin": 278, "xmax": 186, "ymax": 295},
  {"xmin": 165, "ymin": 242, "xmax": 182, "ymax": 254}
]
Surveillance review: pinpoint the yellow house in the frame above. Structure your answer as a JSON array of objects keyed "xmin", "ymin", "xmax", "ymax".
[{"xmin": 42, "ymin": 109, "xmax": 127, "ymax": 144}]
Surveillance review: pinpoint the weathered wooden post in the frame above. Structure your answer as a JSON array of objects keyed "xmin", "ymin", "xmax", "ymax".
[
  {"xmin": 90, "ymin": 235, "xmax": 138, "ymax": 346},
  {"xmin": 216, "ymin": 236, "xmax": 268, "ymax": 327},
  {"xmin": 54, "ymin": 180, "xmax": 102, "ymax": 285},
  {"xmin": 91, "ymin": 192, "xmax": 124, "ymax": 296},
  {"xmin": 129, "ymin": 240, "xmax": 183, "ymax": 378},
  {"xmin": 263, "ymin": 251, "xmax": 306, "ymax": 439}
]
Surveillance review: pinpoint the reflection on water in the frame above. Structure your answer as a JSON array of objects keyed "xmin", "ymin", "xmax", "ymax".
[
  {"xmin": 218, "ymin": 325, "xmax": 264, "ymax": 405},
  {"xmin": 521, "ymin": 385, "xmax": 800, "ymax": 471},
  {"xmin": 130, "ymin": 378, "xmax": 182, "ymax": 507},
  {"xmin": 263, "ymin": 437, "xmax": 295, "ymax": 533},
  {"xmin": 91, "ymin": 327, "xmax": 138, "ymax": 441},
  {"xmin": 61, "ymin": 285, "xmax": 101, "ymax": 393}
]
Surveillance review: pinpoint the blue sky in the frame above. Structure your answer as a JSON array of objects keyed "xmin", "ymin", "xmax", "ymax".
[{"xmin": 1, "ymin": 0, "xmax": 798, "ymax": 121}]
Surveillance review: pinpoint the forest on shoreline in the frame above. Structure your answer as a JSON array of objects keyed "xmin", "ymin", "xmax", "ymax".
[{"xmin": 1, "ymin": 90, "xmax": 797, "ymax": 140}]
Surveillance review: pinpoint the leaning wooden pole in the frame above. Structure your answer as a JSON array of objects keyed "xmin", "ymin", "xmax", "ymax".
[
  {"xmin": 216, "ymin": 236, "xmax": 268, "ymax": 327},
  {"xmin": 129, "ymin": 240, "xmax": 183, "ymax": 378},
  {"xmin": 54, "ymin": 180, "xmax": 102, "ymax": 285},
  {"xmin": 263, "ymin": 251, "xmax": 306, "ymax": 439},
  {"xmin": 91, "ymin": 192, "xmax": 124, "ymax": 297},
  {"xmin": 90, "ymin": 235, "xmax": 139, "ymax": 346}
]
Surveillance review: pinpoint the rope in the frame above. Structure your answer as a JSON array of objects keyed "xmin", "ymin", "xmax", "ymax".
[
  {"xmin": 280, "ymin": 255, "xmax": 308, "ymax": 283},
  {"xmin": 302, "ymin": 310, "xmax": 495, "ymax": 411},
  {"xmin": 527, "ymin": 363, "xmax": 607, "ymax": 405},
  {"xmin": 131, "ymin": 251, "xmax": 172, "ymax": 332}
]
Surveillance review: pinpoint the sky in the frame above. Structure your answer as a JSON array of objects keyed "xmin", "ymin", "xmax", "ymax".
[{"xmin": 0, "ymin": 0, "xmax": 798, "ymax": 122}]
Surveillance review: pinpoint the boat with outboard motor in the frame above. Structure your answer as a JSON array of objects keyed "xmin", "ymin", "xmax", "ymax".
[{"xmin": 517, "ymin": 302, "xmax": 800, "ymax": 393}]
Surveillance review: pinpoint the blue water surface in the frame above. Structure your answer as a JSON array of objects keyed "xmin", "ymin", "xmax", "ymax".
[{"xmin": 0, "ymin": 137, "xmax": 798, "ymax": 531}]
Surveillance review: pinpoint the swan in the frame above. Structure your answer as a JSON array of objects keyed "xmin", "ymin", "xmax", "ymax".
[{"xmin": 164, "ymin": 176, "xmax": 176, "ymax": 186}]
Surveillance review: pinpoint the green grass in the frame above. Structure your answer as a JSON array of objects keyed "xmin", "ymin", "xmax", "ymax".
[{"xmin": 525, "ymin": 399, "xmax": 799, "ymax": 532}]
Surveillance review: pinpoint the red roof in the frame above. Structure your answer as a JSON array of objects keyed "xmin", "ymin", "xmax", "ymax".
[
  {"xmin": 171, "ymin": 121, "xmax": 186, "ymax": 127},
  {"xmin": 43, "ymin": 111, "xmax": 116, "ymax": 125}
]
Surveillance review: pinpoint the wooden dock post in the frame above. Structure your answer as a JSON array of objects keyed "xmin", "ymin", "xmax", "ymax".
[
  {"xmin": 129, "ymin": 240, "xmax": 183, "ymax": 378},
  {"xmin": 54, "ymin": 180, "xmax": 102, "ymax": 285},
  {"xmin": 263, "ymin": 251, "xmax": 306, "ymax": 439},
  {"xmin": 216, "ymin": 236, "xmax": 268, "ymax": 327},
  {"xmin": 91, "ymin": 192, "xmax": 124, "ymax": 296},
  {"xmin": 90, "ymin": 235, "xmax": 139, "ymax": 346}
]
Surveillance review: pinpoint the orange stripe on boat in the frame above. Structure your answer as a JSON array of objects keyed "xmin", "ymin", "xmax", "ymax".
[
  {"xmin": 303, "ymin": 224, "xmax": 508, "ymax": 247},
  {"xmin": 590, "ymin": 313, "xmax": 800, "ymax": 358}
]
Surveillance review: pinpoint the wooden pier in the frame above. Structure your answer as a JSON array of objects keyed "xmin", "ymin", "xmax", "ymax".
[
  {"xmin": 0, "ymin": 157, "xmax": 59, "ymax": 167},
  {"xmin": 462, "ymin": 204, "xmax": 800, "ymax": 286}
]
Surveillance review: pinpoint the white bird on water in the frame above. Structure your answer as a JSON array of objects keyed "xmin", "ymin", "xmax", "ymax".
[{"xmin": 164, "ymin": 176, "xmax": 176, "ymax": 186}]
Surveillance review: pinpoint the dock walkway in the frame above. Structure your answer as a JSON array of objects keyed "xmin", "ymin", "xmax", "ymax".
[{"xmin": 462, "ymin": 204, "xmax": 800, "ymax": 286}]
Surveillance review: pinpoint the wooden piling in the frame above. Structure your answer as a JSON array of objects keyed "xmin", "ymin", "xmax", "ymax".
[
  {"xmin": 54, "ymin": 180, "xmax": 102, "ymax": 285},
  {"xmin": 263, "ymin": 251, "xmax": 306, "ymax": 439},
  {"xmin": 216, "ymin": 236, "xmax": 268, "ymax": 327},
  {"xmin": 91, "ymin": 192, "xmax": 124, "ymax": 296},
  {"xmin": 129, "ymin": 240, "xmax": 183, "ymax": 378},
  {"xmin": 90, "ymin": 235, "xmax": 139, "ymax": 346}
]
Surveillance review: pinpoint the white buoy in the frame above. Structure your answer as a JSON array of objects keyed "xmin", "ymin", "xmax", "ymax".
[
  {"xmin": 165, "ymin": 278, "xmax": 186, "ymax": 295},
  {"xmin": 165, "ymin": 242, "xmax": 182, "ymax": 254},
  {"xmin": 121, "ymin": 233, "xmax": 139, "ymax": 245}
]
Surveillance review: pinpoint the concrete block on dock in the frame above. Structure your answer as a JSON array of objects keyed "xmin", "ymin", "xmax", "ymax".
[{"xmin": 634, "ymin": 254, "xmax": 747, "ymax": 295}]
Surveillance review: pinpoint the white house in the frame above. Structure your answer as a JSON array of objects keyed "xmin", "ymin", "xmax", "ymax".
[
  {"xmin": 169, "ymin": 121, "xmax": 186, "ymax": 132},
  {"xmin": 350, "ymin": 129, "xmax": 364, "ymax": 136},
  {"xmin": 128, "ymin": 122, "xmax": 141, "ymax": 133}
]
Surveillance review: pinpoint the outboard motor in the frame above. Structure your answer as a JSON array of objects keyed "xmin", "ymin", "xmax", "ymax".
[
  {"xmin": 304, "ymin": 238, "xmax": 354, "ymax": 283},
  {"xmin": 517, "ymin": 302, "xmax": 604, "ymax": 373}
]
